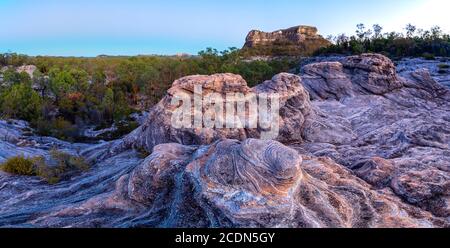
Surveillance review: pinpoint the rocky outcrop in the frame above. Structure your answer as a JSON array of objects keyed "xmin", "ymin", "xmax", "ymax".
[
  {"xmin": 301, "ymin": 53, "xmax": 404, "ymax": 100},
  {"xmin": 16, "ymin": 65, "xmax": 37, "ymax": 78},
  {"xmin": 243, "ymin": 25, "xmax": 331, "ymax": 56},
  {"xmin": 245, "ymin": 26, "xmax": 321, "ymax": 47},
  {"xmin": 298, "ymin": 53, "xmax": 450, "ymax": 218},
  {"xmin": 118, "ymin": 73, "xmax": 314, "ymax": 154},
  {"xmin": 397, "ymin": 57, "xmax": 450, "ymax": 88}
]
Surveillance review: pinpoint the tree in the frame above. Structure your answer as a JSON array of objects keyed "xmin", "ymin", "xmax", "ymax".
[
  {"xmin": 48, "ymin": 68, "xmax": 75, "ymax": 99},
  {"xmin": 430, "ymin": 26, "xmax": 442, "ymax": 39},
  {"xmin": 69, "ymin": 68, "xmax": 89, "ymax": 92},
  {"xmin": 356, "ymin": 24, "xmax": 366, "ymax": 40},
  {"xmin": 92, "ymin": 69, "xmax": 106, "ymax": 86},
  {"xmin": 32, "ymin": 70, "xmax": 49, "ymax": 97},
  {"xmin": 0, "ymin": 83, "xmax": 42, "ymax": 121},
  {"xmin": 317, "ymin": 23, "xmax": 450, "ymax": 58},
  {"xmin": 405, "ymin": 24, "xmax": 416, "ymax": 38},
  {"xmin": 48, "ymin": 67, "xmax": 89, "ymax": 99},
  {"xmin": 2, "ymin": 69, "xmax": 31, "ymax": 85},
  {"xmin": 0, "ymin": 53, "xmax": 29, "ymax": 67},
  {"xmin": 112, "ymin": 90, "xmax": 132, "ymax": 122},
  {"xmin": 198, "ymin": 48, "xmax": 222, "ymax": 74},
  {"xmin": 101, "ymin": 88, "xmax": 114, "ymax": 123},
  {"xmin": 373, "ymin": 24, "xmax": 383, "ymax": 39},
  {"xmin": 336, "ymin": 34, "xmax": 349, "ymax": 45},
  {"xmin": 0, "ymin": 54, "xmax": 6, "ymax": 66}
]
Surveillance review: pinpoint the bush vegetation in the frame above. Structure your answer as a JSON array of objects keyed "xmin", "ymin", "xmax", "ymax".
[
  {"xmin": 0, "ymin": 156, "xmax": 35, "ymax": 176},
  {"xmin": 438, "ymin": 64, "xmax": 450, "ymax": 69},
  {"xmin": 0, "ymin": 151, "xmax": 90, "ymax": 184},
  {"xmin": 241, "ymin": 39, "xmax": 331, "ymax": 57},
  {"xmin": 316, "ymin": 24, "xmax": 450, "ymax": 59}
]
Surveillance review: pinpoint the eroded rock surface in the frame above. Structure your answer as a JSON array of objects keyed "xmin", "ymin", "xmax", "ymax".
[
  {"xmin": 397, "ymin": 57, "xmax": 450, "ymax": 88},
  {"xmin": 4, "ymin": 139, "xmax": 442, "ymax": 227},
  {"xmin": 297, "ymin": 53, "xmax": 450, "ymax": 218},
  {"xmin": 301, "ymin": 53, "xmax": 404, "ymax": 100}
]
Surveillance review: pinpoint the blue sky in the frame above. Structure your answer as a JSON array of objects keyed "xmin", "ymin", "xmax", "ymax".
[{"xmin": 0, "ymin": 0, "xmax": 448, "ymax": 56}]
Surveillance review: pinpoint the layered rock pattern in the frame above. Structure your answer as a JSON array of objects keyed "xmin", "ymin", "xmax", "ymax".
[
  {"xmin": 301, "ymin": 53, "xmax": 404, "ymax": 100},
  {"xmin": 117, "ymin": 72, "xmax": 313, "ymax": 154},
  {"xmin": 245, "ymin": 26, "xmax": 322, "ymax": 47},
  {"xmin": 297, "ymin": 54, "xmax": 450, "ymax": 218},
  {"xmin": 3, "ymin": 139, "xmax": 441, "ymax": 227}
]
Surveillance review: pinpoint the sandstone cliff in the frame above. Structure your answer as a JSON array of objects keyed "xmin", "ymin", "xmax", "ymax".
[{"xmin": 242, "ymin": 25, "xmax": 331, "ymax": 56}]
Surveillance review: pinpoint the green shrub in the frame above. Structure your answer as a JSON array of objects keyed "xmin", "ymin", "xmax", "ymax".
[
  {"xmin": 35, "ymin": 117, "xmax": 79, "ymax": 141},
  {"xmin": 0, "ymin": 156, "xmax": 35, "ymax": 176},
  {"xmin": 438, "ymin": 64, "xmax": 450, "ymax": 69},
  {"xmin": 422, "ymin": 53, "xmax": 436, "ymax": 60},
  {"xmin": 35, "ymin": 150, "xmax": 90, "ymax": 184},
  {"xmin": 0, "ymin": 83, "xmax": 43, "ymax": 121},
  {"xmin": 0, "ymin": 151, "xmax": 90, "ymax": 184},
  {"xmin": 33, "ymin": 156, "xmax": 60, "ymax": 184},
  {"xmin": 34, "ymin": 118, "xmax": 52, "ymax": 137}
]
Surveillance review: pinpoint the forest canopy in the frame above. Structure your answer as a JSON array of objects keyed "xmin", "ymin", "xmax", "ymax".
[{"xmin": 316, "ymin": 24, "xmax": 450, "ymax": 58}]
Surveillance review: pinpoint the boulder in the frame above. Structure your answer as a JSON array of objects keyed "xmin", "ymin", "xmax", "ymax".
[
  {"xmin": 301, "ymin": 53, "xmax": 403, "ymax": 100},
  {"xmin": 301, "ymin": 62, "xmax": 354, "ymax": 100}
]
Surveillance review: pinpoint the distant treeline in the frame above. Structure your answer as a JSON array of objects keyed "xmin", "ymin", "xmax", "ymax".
[
  {"xmin": 0, "ymin": 48, "xmax": 296, "ymax": 141},
  {"xmin": 316, "ymin": 24, "xmax": 450, "ymax": 58}
]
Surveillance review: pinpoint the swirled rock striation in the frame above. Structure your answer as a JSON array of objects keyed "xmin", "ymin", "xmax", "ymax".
[{"xmin": 10, "ymin": 139, "xmax": 442, "ymax": 227}]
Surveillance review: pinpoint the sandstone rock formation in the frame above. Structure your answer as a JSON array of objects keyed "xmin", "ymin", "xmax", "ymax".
[
  {"xmin": 297, "ymin": 53, "xmax": 450, "ymax": 218},
  {"xmin": 397, "ymin": 57, "xmax": 450, "ymax": 88},
  {"xmin": 0, "ymin": 53, "xmax": 449, "ymax": 227},
  {"xmin": 106, "ymin": 139, "xmax": 444, "ymax": 227},
  {"xmin": 242, "ymin": 25, "xmax": 331, "ymax": 56},
  {"xmin": 301, "ymin": 53, "xmax": 404, "ymax": 100},
  {"xmin": 3, "ymin": 139, "xmax": 441, "ymax": 227},
  {"xmin": 117, "ymin": 72, "xmax": 314, "ymax": 154}
]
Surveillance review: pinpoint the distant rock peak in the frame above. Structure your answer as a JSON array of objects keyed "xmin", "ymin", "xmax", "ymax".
[{"xmin": 243, "ymin": 25, "xmax": 331, "ymax": 56}]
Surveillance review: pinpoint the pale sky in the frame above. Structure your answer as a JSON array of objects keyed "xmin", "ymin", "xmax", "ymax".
[{"xmin": 0, "ymin": 0, "xmax": 448, "ymax": 56}]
